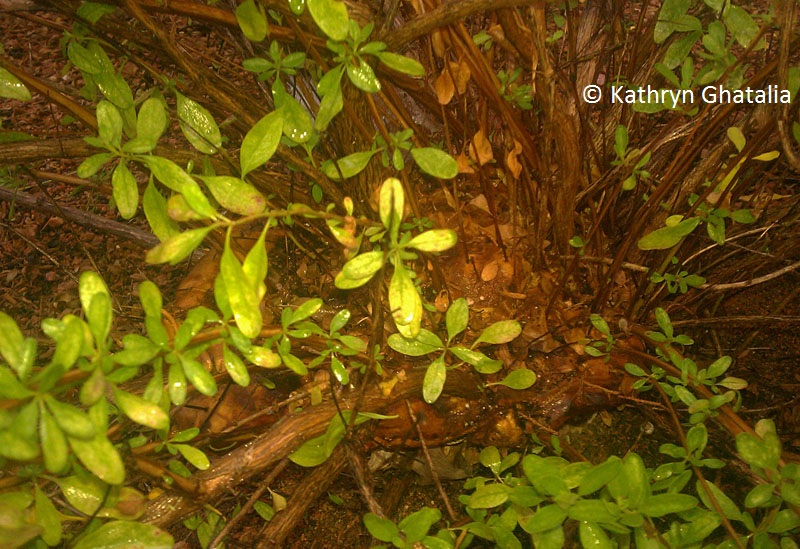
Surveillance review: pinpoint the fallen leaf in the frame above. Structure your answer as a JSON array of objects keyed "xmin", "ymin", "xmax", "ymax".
[
  {"xmin": 469, "ymin": 130, "xmax": 493, "ymax": 166},
  {"xmin": 435, "ymin": 69, "xmax": 455, "ymax": 105}
]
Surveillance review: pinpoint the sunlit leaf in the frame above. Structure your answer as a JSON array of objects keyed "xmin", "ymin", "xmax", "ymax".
[
  {"xmin": 411, "ymin": 147, "xmax": 458, "ymax": 179},
  {"xmin": 114, "ymin": 388, "xmax": 169, "ymax": 430},
  {"xmin": 0, "ymin": 67, "xmax": 31, "ymax": 101},
  {"xmin": 389, "ymin": 264, "xmax": 421, "ymax": 338},
  {"xmin": 72, "ymin": 521, "xmax": 173, "ymax": 549},
  {"xmin": 475, "ymin": 320, "xmax": 522, "ymax": 345},
  {"xmin": 240, "ymin": 110, "xmax": 283, "ymax": 177},
  {"xmin": 637, "ymin": 217, "xmax": 701, "ymax": 250},
  {"xmin": 176, "ymin": 92, "xmax": 221, "ymax": 154},
  {"xmin": 321, "ymin": 150, "xmax": 378, "ymax": 179},
  {"xmin": 406, "ymin": 229, "xmax": 457, "ymax": 252},
  {"xmin": 307, "ymin": 0, "xmax": 349, "ymax": 41},
  {"xmin": 111, "ymin": 162, "xmax": 138, "ymax": 219},
  {"xmin": 422, "ymin": 355, "xmax": 446, "ymax": 403},
  {"xmin": 198, "ymin": 175, "xmax": 267, "ymax": 216},
  {"xmin": 235, "ymin": 0, "xmax": 268, "ymax": 42},
  {"xmin": 146, "ymin": 226, "xmax": 212, "ymax": 265}
]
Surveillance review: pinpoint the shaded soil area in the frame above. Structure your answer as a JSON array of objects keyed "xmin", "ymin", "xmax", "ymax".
[{"xmin": 2, "ymin": 4, "xmax": 800, "ymax": 548}]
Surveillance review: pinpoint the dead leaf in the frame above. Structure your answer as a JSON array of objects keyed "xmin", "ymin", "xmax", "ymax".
[
  {"xmin": 505, "ymin": 139, "xmax": 523, "ymax": 179},
  {"xmin": 468, "ymin": 194, "xmax": 491, "ymax": 213},
  {"xmin": 456, "ymin": 151, "xmax": 475, "ymax": 174},
  {"xmin": 435, "ymin": 68, "xmax": 455, "ymax": 105},
  {"xmin": 469, "ymin": 130, "xmax": 494, "ymax": 166},
  {"xmin": 453, "ymin": 59, "xmax": 471, "ymax": 94},
  {"xmin": 481, "ymin": 260, "xmax": 499, "ymax": 281}
]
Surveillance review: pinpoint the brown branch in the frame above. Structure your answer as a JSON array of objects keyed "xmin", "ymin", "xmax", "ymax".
[
  {"xmin": 0, "ymin": 186, "xmax": 159, "ymax": 248},
  {"xmin": 381, "ymin": 0, "xmax": 538, "ymax": 50}
]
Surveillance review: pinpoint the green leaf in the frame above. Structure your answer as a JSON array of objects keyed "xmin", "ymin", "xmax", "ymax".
[
  {"xmin": 389, "ymin": 264, "xmax": 422, "ymax": 338},
  {"xmin": 468, "ymin": 483, "xmax": 510, "ymax": 509},
  {"xmin": 0, "ymin": 311, "xmax": 25, "ymax": 373},
  {"xmin": 375, "ymin": 51, "xmax": 424, "ymax": 76},
  {"xmin": 111, "ymin": 162, "xmax": 139, "ymax": 219},
  {"xmin": 491, "ymin": 368, "xmax": 537, "ymax": 389},
  {"xmin": 422, "ymin": 355, "xmax": 446, "ymax": 403},
  {"xmin": 637, "ymin": 217, "xmax": 701, "ymax": 250},
  {"xmin": 146, "ymin": 226, "xmax": 212, "ymax": 265},
  {"xmin": 77, "ymin": 152, "xmax": 114, "ymax": 178},
  {"xmin": 696, "ymin": 480, "xmax": 741, "ymax": 521},
  {"xmin": 736, "ymin": 432, "xmax": 780, "ymax": 471},
  {"xmin": 135, "ymin": 97, "xmax": 168, "ymax": 150},
  {"xmin": 34, "ymin": 486, "xmax": 62, "ymax": 546},
  {"xmin": 445, "ymin": 298, "xmax": 469, "ymax": 342},
  {"xmin": 69, "ymin": 434, "xmax": 125, "ymax": 485},
  {"xmin": 143, "ymin": 180, "xmax": 179, "ymax": 242},
  {"xmin": 321, "ymin": 150, "xmax": 379, "ymax": 180},
  {"xmin": 240, "ymin": 110, "xmax": 283, "ymax": 177},
  {"xmin": 579, "ymin": 522, "xmax": 613, "ymax": 549},
  {"xmin": 388, "ymin": 330, "xmax": 444, "ymax": 359},
  {"xmin": 729, "ymin": 209, "xmax": 755, "ymax": 223},
  {"xmin": 242, "ymin": 223, "xmax": 270, "ymax": 302},
  {"xmin": 221, "ymin": 237, "xmax": 263, "ymax": 339},
  {"xmin": 180, "ymin": 355, "xmax": 218, "ymax": 396},
  {"xmin": 398, "ymin": 507, "xmax": 441, "ymax": 543},
  {"xmin": 77, "ymin": 2, "xmax": 116, "ymax": 23},
  {"xmin": 96, "ymin": 100, "xmax": 123, "ymax": 148},
  {"xmin": 745, "ymin": 483, "xmax": 776, "ymax": 508},
  {"xmin": 72, "ymin": 521, "xmax": 173, "ymax": 549},
  {"xmin": 307, "ymin": 0, "xmax": 349, "ymax": 41},
  {"xmin": 724, "ymin": 5, "xmax": 759, "ymax": 49},
  {"xmin": 449, "ymin": 346, "xmax": 502, "ymax": 373},
  {"xmin": 114, "ymin": 388, "xmax": 169, "ymax": 430},
  {"xmin": 522, "ymin": 505, "xmax": 567, "ymax": 534},
  {"xmin": 578, "ymin": 456, "xmax": 623, "ymax": 496},
  {"xmin": 346, "ymin": 59, "xmax": 381, "ymax": 92},
  {"xmin": 67, "ymin": 40, "xmax": 105, "ymax": 74},
  {"xmin": 407, "ymin": 229, "xmax": 457, "ymax": 252},
  {"xmin": 363, "ymin": 513, "xmax": 399, "ymax": 542},
  {"xmin": 176, "ymin": 92, "xmax": 222, "ymax": 154},
  {"xmin": 379, "ymin": 177, "xmax": 404, "ymax": 235},
  {"xmin": 290, "ymin": 298, "xmax": 323, "ymax": 323},
  {"xmin": 0, "ymin": 67, "xmax": 31, "ymax": 101},
  {"xmin": 95, "ymin": 70, "xmax": 134, "ymax": 110},
  {"xmin": 235, "ymin": 0, "xmax": 268, "ymax": 42},
  {"xmin": 640, "ymin": 493, "xmax": 698, "ymax": 517},
  {"xmin": 198, "ymin": 175, "xmax": 267, "ymax": 216},
  {"xmin": 341, "ymin": 250, "xmax": 384, "ymax": 280},
  {"xmin": 654, "ymin": 0, "xmax": 692, "ymax": 43},
  {"xmin": 410, "ymin": 147, "xmax": 458, "ymax": 179},
  {"xmin": 222, "ymin": 345, "xmax": 250, "ymax": 386},
  {"xmin": 168, "ymin": 362, "xmax": 187, "ymax": 405},
  {"xmin": 706, "ymin": 355, "xmax": 732, "ymax": 378},
  {"xmin": 172, "ymin": 443, "xmax": 210, "ymax": 470},
  {"xmin": 45, "ymin": 396, "xmax": 95, "ymax": 440},
  {"xmin": 568, "ymin": 500, "xmax": 620, "ymax": 523},
  {"xmin": 51, "ymin": 314, "xmax": 83, "ymax": 370},
  {"xmin": 315, "ymin": 66, "xmax": 344, "ymax": 131},
  {"xmin": 273, "ymin": 84, "xmax": 313, "ymax": 143},
  {"xmin": 113, "ymin": 334, "xmax": 159, "ymax": 366},
  {"xmin": 40, "ymin": 410, "xmax": 69, "ymax": 474},
  {"xmin": 475, "ymin": 320, "xmax": 522, "ymax": 345}
]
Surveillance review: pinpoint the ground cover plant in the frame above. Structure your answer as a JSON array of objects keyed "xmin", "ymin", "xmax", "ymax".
[{"xmin": 1, "ymin": 0, "xmax": 800, "ymax": 546}]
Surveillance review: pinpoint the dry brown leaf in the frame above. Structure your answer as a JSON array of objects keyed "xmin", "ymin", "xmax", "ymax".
[
  {"xmin": 435, "ymin": 68, "xmax": 455, "ymax": 105},
  {"xmin": 468, "ymin": 194, "xmax": 491, "ymax": 213},
  {"xmin": 456, "ymin": 151, "xmax": 475, "ymax": 174},
  {"xmin": 454, "ymin": 59, "xmax": 471, "ymax": 94},
  {"xmin": 432, "ymin": 29, "xmax": 446, "ymax": 58},
  {"xmin": 469, "ymin": 130, "xmax": 494, "ymax": 166},
  {"xmin": 481, "ymin": 260, "xmax": 499, "ymax": 281},
  {"xmin": 505, "ymin": 139, "xmax": 523, "ymax": 179}
]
